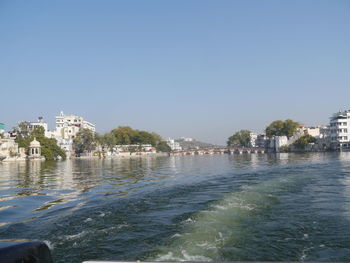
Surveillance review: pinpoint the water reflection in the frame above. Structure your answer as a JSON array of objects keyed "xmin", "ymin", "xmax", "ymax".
[
  {"xmin": 0, "ymin": 154, "xmax": 348, "ymax": 228},
  {"xmin": 1, "ymin": 153, "xmax": 350, "ymax": 262},
  {"xmin": 0, "ymin": 157, "xmax": 173, "ymax": 225}
]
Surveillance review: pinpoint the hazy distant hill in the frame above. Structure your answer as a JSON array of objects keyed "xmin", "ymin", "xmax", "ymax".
[{"xmin": 175, "ymin": 138, "xmax": 221, "ymax": 150}]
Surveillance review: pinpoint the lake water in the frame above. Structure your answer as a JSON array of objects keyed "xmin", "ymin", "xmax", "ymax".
[{"xmin": 1, "ymin": 153, "xmax": 350, "ymax": 262}]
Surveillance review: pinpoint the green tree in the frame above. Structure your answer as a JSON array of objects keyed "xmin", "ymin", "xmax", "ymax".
[
  {"xmin": 279, "ymin": 145, "xmax": 291, "ymax": 152},
  {"xmin": 110, "ymin": 126, "xmax": 162, "ymax": 146},
  {"xmin": 283, "ymin": 119, "xmax": 300, "ymax": 138},
  {"xmin": 132, "ymin": 131, "xmax": 157, "ymax": 145},
  {"xmin": 156, "ymin": 141, "xmax": 172, "ymax": 152},
  {"xmin": 111, "ymin": 126, "xmax": 136, "ymax": 145},
  {"xmin": 13, "ymin": 121, "xmax": 31, "ymax": 138},
  {"xmin": 101, "ymin": 132, "xmax": 117, "ymax": 151},
  {"xmin": 73, "ymin": 129, "xmax": 97, "ymax": 155},
  {"xmin": 15, "ymin": 126, "xmax": 66, "ymax": 160},
  {"xmin": 292, "ymin": 134, "xmax": 316, "ymax": 149},
  {"xmin": 265, "ymin": 119, "xmax": 299, "ymax": 138},
  {"xmin": 227, "ymin": 130, "xmax": 252, "ymax": 147}
]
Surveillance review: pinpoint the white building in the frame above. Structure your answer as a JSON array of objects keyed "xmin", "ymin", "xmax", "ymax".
[
  {"xmin": 330, "ymin": 110, "xmax": 350, "ymax": 150},
  {"xmin": 52, "ymin": 111, "xmax": 96, "ymax": 154},
  {"xmin": 167, "ymin": 138, "xmax": 182, "ymax": 151},
  {"xmin": 267, "ymin": 136, "xmax": 289, "ymax": 152},
  {"xmin": 55, "ymin": 111, "xmax": 96, "ymax": 134},
  {"xmin": 249, "ymin": 133, "xmax": 267, "ymax": 148},
  {"xmin": 21, "ymin": 117, "xmax": 51, "ymax": 137},
  {"xmin": 249, "ymin": 133, "xmax": 258, "ymax": 147}
]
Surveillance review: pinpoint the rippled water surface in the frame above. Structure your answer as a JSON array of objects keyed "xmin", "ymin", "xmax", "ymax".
[{"xmin": 1, "ymin": 153, "xmax": 350, "ymax": 262}]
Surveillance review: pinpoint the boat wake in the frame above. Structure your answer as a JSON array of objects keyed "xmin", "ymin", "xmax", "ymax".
[{"xmin": 152, "ymin": 173, "xmax": 308, "ymax": 261}]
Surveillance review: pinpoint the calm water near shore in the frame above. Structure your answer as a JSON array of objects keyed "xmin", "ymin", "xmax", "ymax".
[{"xmin": 1, "ymin": 153, "xmax": 350, "ymax": 262}]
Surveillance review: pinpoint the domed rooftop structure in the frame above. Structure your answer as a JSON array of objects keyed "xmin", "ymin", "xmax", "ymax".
[{"xmin": 30, "ymin": 138, "xmax": 41, "ymax": 148}]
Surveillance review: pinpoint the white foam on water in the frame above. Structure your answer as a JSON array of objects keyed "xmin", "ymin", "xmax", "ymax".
[
  {"xmin": 182, "ymin": 218, "xmax": 195, "ymax": 224},
  {"xmin": 213, "ymin": 205, "xmax": 227, "ymax": 210},
  {"xmin": 117, "ymin": 223, "xmax": 128, "ymax": 229},
  {"xmin": 156, "ymin": 252, "xmax": 184, "ymax": 261},
  {"xmin": 181, "ymin": 250, "xmax": 212, "ymax": 261},
  {"xmin": 196, "ymin": 241, "xmax": 209, "ymax": 247},
  {"xmin": 43, "ymin": 240, "xmax": 54, "ymax": 250},
  {"xmin": 152, "ymin": 174, "xmax": 305, "ymax": 261},
  {"xmin": 84, "ymin": 217, "xmax": 93, "ymax": 222},
  {"xmin": 63, "ymin": 230, "xmax": 90, "ymax": 241}
]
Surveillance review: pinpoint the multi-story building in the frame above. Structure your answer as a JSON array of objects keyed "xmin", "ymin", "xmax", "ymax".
[
  {"xmin": 53, "ymin": 111, "xmax": 96, "ymax": 154},
  {"xmin": 55, "ymin": 111, "xmax": 95, "ymax": 134},
  {"xmin": 167, "ymin": 138, "xmax": 182, "ymax": 151},
  {"xmin": 329, "ymin": 110, "xmax": 350, "ymax": 150},
  {"xmin": 20, "ymin": 117, "xmax": 51, "ymax": 137}
]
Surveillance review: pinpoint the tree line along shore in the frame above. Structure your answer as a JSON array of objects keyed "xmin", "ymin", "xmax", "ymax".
[{"xmin": 11, "ymin": 125, "xmax": 171, "ymax": 160}]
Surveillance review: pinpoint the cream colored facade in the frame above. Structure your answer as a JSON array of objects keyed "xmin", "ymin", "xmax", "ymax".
[{"xmin": 53, "ymin": 111, "xmax": 96, "ymax": 153}]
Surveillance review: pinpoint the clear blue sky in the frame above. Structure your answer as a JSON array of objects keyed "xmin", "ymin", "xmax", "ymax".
[{"xmin": 1, "ymin": 0, "xmax": 349, "ymax": 145}]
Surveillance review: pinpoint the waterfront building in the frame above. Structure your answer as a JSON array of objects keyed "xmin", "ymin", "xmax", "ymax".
[
  {"xmin": 268, "ymin": 136, "xmax": 289, "ymax": 152},
  {"xmin": 299, "ymin": 125, "xmax": 329, "ymax": 139},
  {"xmin": 114, "ymin": 144, "xmax": 156, "ymax": 153},
  {"xmin": 104, "ymin": 144, "xmax": 157, "ymax": 157},
  {"xmin": 53, "ymin": 111, "xmax": 96, "ymax": 154},
  {"xmin": 166, "ymin": 138, "xmax": 182, "ymax": 151},
  {"xmin": 55, "ymin": 111, "xmax": 95, "ymax": 133},
  {"xmin": 249, "ymin": 133, "xmax": 267, "ymax": 148},
  {"xmin": 316, "ymin": 126, "xmax": 331, "ymax": 150},
  {"xmin": 249, "ymin": 133, "xmax": 258, "ymax": 147},
  {"xmin": 303, "ymin": 126, "xmax": 321, "ymax": 138},
  {"xmin": 329, "ymin": 110, "xmax": 350, "ymax": 150},
  {"xmin": 20, "ymin": 117, "xmax": 52, "ymax": 138}
]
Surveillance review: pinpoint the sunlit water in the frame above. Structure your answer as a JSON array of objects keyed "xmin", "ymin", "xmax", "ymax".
[{"xmin": 1, "ymin": 153, "xmax": 350, "ymax": 262}]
